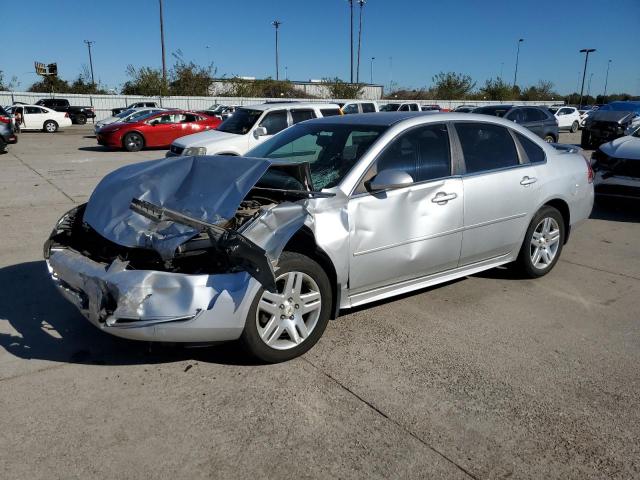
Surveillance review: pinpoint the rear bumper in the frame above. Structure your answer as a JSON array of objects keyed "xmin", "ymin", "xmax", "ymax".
[{"xmin": 47, "ymin": 248, "xmax": 260, "ymax": 342}]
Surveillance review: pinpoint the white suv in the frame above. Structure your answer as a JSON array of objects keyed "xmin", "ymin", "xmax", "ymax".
[
  {"xmin": 167, "ymin": 102, "xmax": 342, "ymax": 157},
  {"xmin": 548, "ymin": 106, "xmax": 581, "ymax": 132}
]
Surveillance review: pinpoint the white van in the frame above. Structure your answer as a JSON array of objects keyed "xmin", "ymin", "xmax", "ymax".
[{"xmin": 167, "ymin": 102, "xmax": 342, "ymax": 157}]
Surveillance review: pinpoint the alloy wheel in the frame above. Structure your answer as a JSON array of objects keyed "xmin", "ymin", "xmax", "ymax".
[
  {"xmin": 530, "ymin": 217, "xmax": 561, "ymax": 269},
  {"xmin": 255, "ymin": 271, "xmax": 322, "ymax": 350}
]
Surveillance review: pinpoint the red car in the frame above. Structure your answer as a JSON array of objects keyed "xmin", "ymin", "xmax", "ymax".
[{"xmin": 97, "ymin": 110, "xmax": 221, "ymax": 152}]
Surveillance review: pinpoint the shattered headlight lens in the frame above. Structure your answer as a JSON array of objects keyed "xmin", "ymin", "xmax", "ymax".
[{"xmin": 184, "ymin": 147, "xmax": 207, "ymax": 156}]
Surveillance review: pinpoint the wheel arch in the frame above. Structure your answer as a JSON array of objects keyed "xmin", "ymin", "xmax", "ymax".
[
  {"xmin": 542, "ymin": 198, "xmax": 571, "ymax": 244},
  {"xmin": 282, "ymin": 226, "xmax": 340, "ymax": 319},
  {"xmin": 121, "ymin": 130, "xmax": 146, "ymax": 148}
]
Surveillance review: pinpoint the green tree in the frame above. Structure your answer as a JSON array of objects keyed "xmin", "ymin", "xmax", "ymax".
[
  {"xmin": 479, "ymin": 77, "xmax": 516, "ymax": 100},
  {"xmin": 170, "ymin": 61, "xmax": 216, "ymax": 96},
  {"xmin": 321, "ymin": 77, "xmax": 363, "ymax": 99},
  {"xmin": 222, "ymin": 77, "xmax": 310, "ymax": 98},
  {"xmin": 519, "ymin": 80, "xmax": 558, "ymax": 101},
  {"xmin": 431, "ymin": 72, "xmax": 475, "ymax": 99},
  {"xmin": 121, "ymin": 65, "xmax": 167, "ymax": 96},
  {"xmin": 28, "ymin": 75, "xmax": 72, "ymax": 93}
]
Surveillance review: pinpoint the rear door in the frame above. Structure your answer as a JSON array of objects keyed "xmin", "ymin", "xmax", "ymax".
[{"xmin": 455, "ymin": 121, "xmax": 540, "ymax": 265}]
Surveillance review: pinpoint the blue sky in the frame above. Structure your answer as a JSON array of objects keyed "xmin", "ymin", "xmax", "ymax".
[{"xmin": 3, "ymin": 0, "xmax": 639, "ymax": 95}]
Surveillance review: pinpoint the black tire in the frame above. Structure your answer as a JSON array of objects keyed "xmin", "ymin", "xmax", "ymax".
[
  {"xmin": 543, "ymin": 134, "xmax": 556, "ymax": 143},
  {"xmin": 515, "ymin": 206, "xmax": 565, "ymax": 278},
  {"xmin": 123, "ymin": 132, "xmax": 144, "ymax": 152},
  {"xmin": 570, "ymin": 120, "xmax": 579, "ymax": 133},
  {"xmin": 43, "ymin": 120, "xmax": 58, "ymax": 133},
  {"xmin": 75, "ymin": 114, "xmax": 87, "ymax": 125},
  {"xmin": 240, "ymin": 251, "xmax": 332, "ymax": 363},
  {"xmin": 581, "ymin": 130, "xmax": 592, "ymax": 149}
]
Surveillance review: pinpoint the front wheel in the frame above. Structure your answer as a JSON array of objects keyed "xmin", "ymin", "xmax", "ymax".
[
  {"xmin": 515, "ymin": 206, "xmax": 565, "ymax": 278},
  {"xmin": 570, "ymin": 120, "xmax": 579, "ymax": 133},
  {"xmin": 240, "ymin": 251, "xmax": 332, "ymax": 363},
  {"xmin": 123, "ymin": 132, "xmax": 144, "ymax": 152},
  {"xmin": 543, "ymin": 134, "xmax": 555, "ymax": 143},
  {"xmin": 43, "ymin": 120, "xmax": 58, "ymax": 133}
]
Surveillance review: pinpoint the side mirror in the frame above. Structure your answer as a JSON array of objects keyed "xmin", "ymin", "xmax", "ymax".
[
  {"xmin": 365, "ymin": 169, "xmax": 413, "ymax": 192},
  {"xmin": 253, "ymin": 126, "xmax": 268, "ymax": 138}
]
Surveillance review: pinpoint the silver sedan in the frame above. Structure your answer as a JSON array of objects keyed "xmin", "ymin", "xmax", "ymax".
[{"xmin": 45, "ymin": 112, "xmax": 594, "ymax": 362}]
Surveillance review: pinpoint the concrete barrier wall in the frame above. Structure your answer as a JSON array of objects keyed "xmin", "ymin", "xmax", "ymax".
[{"xmin": 0, "ymin": 91, "xmax": 560, "ymax": 121}]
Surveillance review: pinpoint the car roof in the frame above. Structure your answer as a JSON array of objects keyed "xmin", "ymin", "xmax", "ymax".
[{"xmin": 240, "ymin": 102, "xmax": 341, "ymax": 112}]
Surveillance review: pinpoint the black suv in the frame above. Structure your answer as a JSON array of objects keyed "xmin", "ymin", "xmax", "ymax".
[
  {"xmin": 581, "ymin": 101, "xmax": 640, "ymax": 149},
  {"xmin": 473, "ymin": 105, "xmax": 559, "ymax": 142}
]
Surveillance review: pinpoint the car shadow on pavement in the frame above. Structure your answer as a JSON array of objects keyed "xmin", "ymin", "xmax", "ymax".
[
  {"xmin": 590, "ymin": 199, "xmax": 640, "ymax": 223},
  {"xmin": 0, "ymin": 261, "xmax": 260, "ymax": 367}
]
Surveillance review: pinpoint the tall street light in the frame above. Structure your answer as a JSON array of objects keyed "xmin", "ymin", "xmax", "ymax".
[
  {"xmin": 272, "ymin": 20, "xmax": 282, "ymax": 80},
  {"xmin": 603, "ymin": 59, "xmax": 612, "ymax": 99},
  {"xmin": 159, "ymin": 0, "xmax": 167, "ymax": 90},
  {"xmin": 578, "ymin": 48, "xmax": 596, "ymax": 108},
  {"xmin": 83, "ymin": 40, "xmax": 95, "ymax": 86},
  {"xmin": 356, "ymin": 0, "xmax": 365, "ymax": 83},
  {"xmin": 370, "ymin": 56, "xmax": 375, "ymax": 84},
  {"xmin": 348, "ymin": 0, "xmax": 354, "ymax": 83},
  {"xmin": 513, "ymin": 38, "xmax": 524, "ymax": 88}
]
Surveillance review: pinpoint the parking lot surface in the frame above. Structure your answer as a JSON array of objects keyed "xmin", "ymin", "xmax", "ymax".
[{"xmin": 1, "ymin": 126, "xmax": 639, "ymax": 479}]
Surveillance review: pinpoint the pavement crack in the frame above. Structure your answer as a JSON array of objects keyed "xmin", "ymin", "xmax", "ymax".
[
  {"xmin": 302, "ymin": 357, "xmax": 480, "ymax": 480},
  {"xmin": 0, "ymin": 363, "xmax": 70, "ymax": 383},
  {"xmin": 9, "ymin": 150, "xmax": 76, "ymax": 204},
  {"xmin": 561, "ymin": 259, "xmax": 640, "ymax": 281}
]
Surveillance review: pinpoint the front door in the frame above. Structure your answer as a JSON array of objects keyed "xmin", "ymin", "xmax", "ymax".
[
  {"xmin": 23, "ymin": 106, "xmax": 48, "ymax": 130},
  {"xmin": 248, "ymin": 109, "xmax": 289, "ymax": 150},
  {"xmin": 454, "ymin": 121, "xmax": 540, "ymax": 265},
  {"xmin": 348, "ymin": 123, "xmax": 463, "ymax": 293},
  {"xmin": 145, "ymin": 112, "xmax": 180, "ymax": 146}
]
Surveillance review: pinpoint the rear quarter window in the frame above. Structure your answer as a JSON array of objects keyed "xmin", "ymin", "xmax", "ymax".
[{"xmin": 515, "ymin": 132, "xmax": 546, "ymax": 163}]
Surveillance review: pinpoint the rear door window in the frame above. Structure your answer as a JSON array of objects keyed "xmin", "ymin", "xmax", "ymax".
[
  {"xmin": 259, "ymin": 110, "xmax": 288, "ymax": 134},
  {"xmin": 524, "ymin": 108, "xmax": 545, "ymax": 122},
  {"xmin": 361, "ymin": 103, "xmax": 376, "ymax": 113},
  {"xmin": 455, "ymin": 122, "xmax": 520, "ymax": 174},
  {"xmin": 290, "ymin": 109, "xmax": 316, "ymax": 124},
  {"xmin": 341, "ymin": 104, "xmax": 359, "ymax": 114},
  {"xmin": 409, "ymin": 104, "xmax": 420, "ymax": 112},
  {"xmin": 320, "ymin": 108, "xmax": 341, "ymax": 117}
]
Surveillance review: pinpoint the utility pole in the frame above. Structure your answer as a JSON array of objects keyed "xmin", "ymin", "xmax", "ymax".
[
  {"xmin": 578, "ymin": 48, "xmax": 596, "ymax": 108},
  {"xmin": 272, "ymin": 20, "xmax": 282, "ymax": 80},
  {"xmin": 513, "ymin": 38, "xmax": 524, "ymax": 88},
  {"xmin": 603, "ymin": 59, "xmax": 611, "ymax": 99},
  {"xmin": 356, "ymin": 0, "xmax": 365, "ymax": 83},
  {"xmin": 587, "ymin": 72, "xmax": 594, "ymax": 100},
  {"xmin": 370, "ymin": 56, "xmax": 375, "ymax": 84},
  {"xmin": 83, "ymin": 40, "xmax": 95, "ymax": 86},
  {"xmin": 159, "ymin": 0, "xmax": 167, "ymax": 91},
  {"xmin": 349, "ymin": 0, "xmax": 354, "ymax": 83}
]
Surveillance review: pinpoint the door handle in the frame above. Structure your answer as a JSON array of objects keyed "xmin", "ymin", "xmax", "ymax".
[
  {"xmin": 520, "ymin": 176, "xmax": 537, "ymax": 186},
  {"xmin": 431, "ymin": 192, "xmax": 457, "ymax": 204}
]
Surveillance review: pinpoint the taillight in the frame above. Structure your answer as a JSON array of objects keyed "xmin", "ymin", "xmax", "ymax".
[
  {"xmin": 0, "ymin": 116, "xmax": 10, "ymax": 124},
  {"xmin": 585, "ymin": 156, "xmax": 594, "ymax": 183},
  {"xmin": 65, "ymin": 113, "xmax": 69, "ymax": 118}
]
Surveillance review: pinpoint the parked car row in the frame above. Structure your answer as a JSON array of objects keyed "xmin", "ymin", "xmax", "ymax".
[{"xmin": 5, "ymin": 104, "xmax": 72, "ymax": 132}]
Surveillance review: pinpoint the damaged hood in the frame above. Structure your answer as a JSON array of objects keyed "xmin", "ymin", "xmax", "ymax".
[
  {"xmin": 600, "ymin": 135, "xmax": 640, "ymax": 160},
  {"xmin": 172, "ymin": 129, "xmax": 240, "ymax": 149},
  {"xmin": 83, "ymin": 155, "xmax": 271, "ymax": 258},
  {"xmin": 589, "ymin": 110, "xmax": 638, "ymax": 124}
]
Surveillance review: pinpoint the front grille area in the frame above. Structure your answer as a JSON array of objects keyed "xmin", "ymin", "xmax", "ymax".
[
  {"xmin": 170, "ymin": 145, "xmax": 184, "ymax": 155},
  {"xmin": 595, "ymin": 183, "xmax": 640, "ymax": 198},
  {"xmin": 593, "ymin": 150, "xmax": 640, "ymax": 178}
]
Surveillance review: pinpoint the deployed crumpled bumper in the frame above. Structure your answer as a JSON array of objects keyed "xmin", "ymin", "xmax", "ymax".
[{"xmin": 47, "ymin": 248, "xmax": 261, "ymax": 342}]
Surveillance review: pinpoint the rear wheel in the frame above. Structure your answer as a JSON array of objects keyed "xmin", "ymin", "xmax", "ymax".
[
  {"xmin": 570, "ymin": 120, "xmax": 579, "ymax": 133},
  {"xmin": 240, "ymin": 251, "xmax": 332, "ymax": 363},
  {"xmin": 75, "ymin": 114, "xmax": 87, "ymax": 125},
  {"xmin": 43, "ymin": 120, "xmax": 58, "ymax": 133},
  {"xmin": 515, "ymin": 206, "xmax": 565, "ymax": 278},
  {"xmin": 123, "ymin": 132, "xmax": 144, "ymax": 152}
]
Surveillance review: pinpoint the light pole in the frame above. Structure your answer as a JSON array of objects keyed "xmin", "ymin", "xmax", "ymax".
[
  {"xmin": 578, "ymin": 48, "xmax": 596, "ymax": 108},
  {"xmin": 356, "ymin": 0, "xmax": 365, "ymax": 83},
  {"xmin": 370, "ymin": 56, "xmax": 375, "ymax": 84},
  {"xmin": 348, "ymin": 0, "xmax": 354, "ymax": 83},
  {"xmin": 586, "ymin": 72, "xmax": 594, "ymax": 100},
  {"xmin": 285, "ymin": 66, "xmax": 288, "ymax": 80},
  {"xmin": 272, "ymin": 20, "xmax": 282, "ymax": 80},
  {"xmin": 159, "ymin": 0, "xmax": 167, "ymax": 90},
  {"xmin": 513, "ymin": 38, "xmax": 524, "ymax": 88},
  {"xmin": 83, "ymin": 40, "xmax": 95, "ymax": 86},
  {"xmin": 603, "ymin": 59, "xmax": 612, "ymax": 100}
]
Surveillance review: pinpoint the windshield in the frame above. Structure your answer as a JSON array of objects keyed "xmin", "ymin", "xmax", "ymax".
[
  {"xmin": 247, "ymin": 123, "xmax": 387, "ymax": 190},
  {"xmin": 599, "ymin": 102, "xmax": 640, "ymax": 114},
  {"xmin": 217, "ymin": 108, "xmax": 262, "ymax": 134},
  {"xmin": 473, "ymin": 106, "xmax": 511, "ymax": 117},
  {"xmin": 116, "ymin": 109, "xmax": 135, "ymax": 119},
  {"xmin": 379, "ymin": 104, "xmax": 400, "ymax": 111},
  {"xmin": 126, "ymin": 110, "xmax": 159, "ymax": 123}
]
